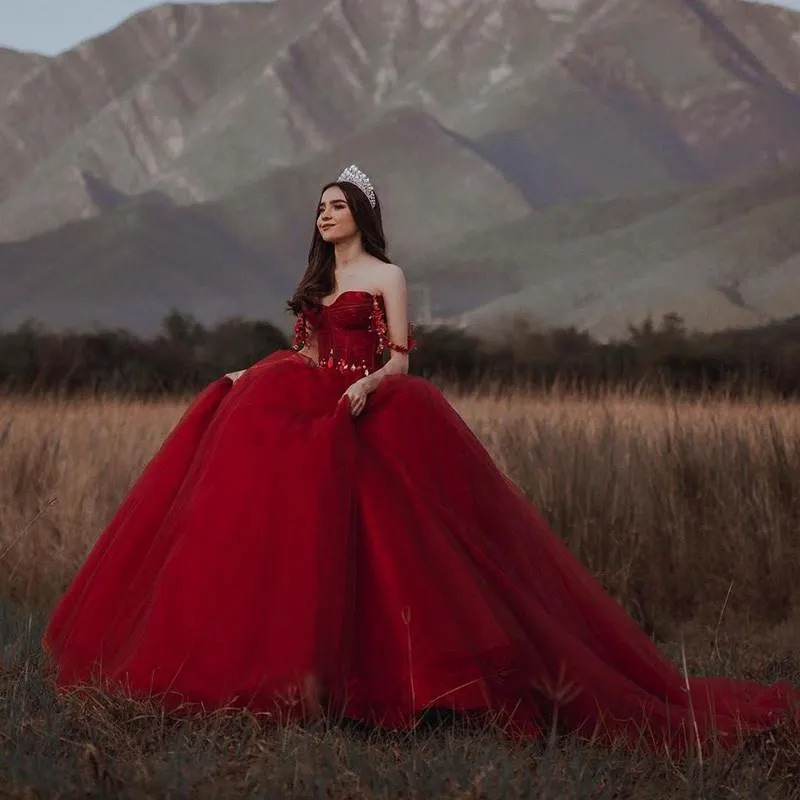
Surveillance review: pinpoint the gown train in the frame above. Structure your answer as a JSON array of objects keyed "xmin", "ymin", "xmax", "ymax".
[{"xmin": 43, "ymin": 292, "xmax": 798, "ymax": 754}]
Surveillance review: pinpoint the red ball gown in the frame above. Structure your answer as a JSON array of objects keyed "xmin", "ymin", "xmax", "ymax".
[{"xmin": 43, "ymin": 290, "xmax": 797, "ymax": 754}]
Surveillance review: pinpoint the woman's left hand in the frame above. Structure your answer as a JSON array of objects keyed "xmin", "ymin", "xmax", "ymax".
[{"xmin": 341, "ymin": 379, "xmax": 370, "ymax": 417}]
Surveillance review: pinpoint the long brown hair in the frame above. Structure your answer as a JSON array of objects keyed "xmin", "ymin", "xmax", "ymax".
[{"xmin": 287, "ymin": 180, "xmax": 390, "ymax": 314}]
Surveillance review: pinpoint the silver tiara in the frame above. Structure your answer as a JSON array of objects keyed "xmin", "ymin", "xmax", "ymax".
[{"xmin": 337, "ymin": 163, "xmax": 376, "ymax": 208}]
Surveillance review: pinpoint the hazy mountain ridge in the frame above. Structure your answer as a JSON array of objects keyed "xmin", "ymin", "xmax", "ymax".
[
  {"xmin": 0, "ymin": 107, "xmax": 531, "ymax": 333},
  {"xmin": 2, "ymin": 156, "xmax": 799, "ymax": 339},
  {"xmin": 414, "ymin": 164, "xmax": 800, "ymax": 339},
  {"xmin": 4, "ymin": 0, "xmax": 800, "ymax": 240},
  {"xmin": 1, "ymin": 0, "xmax": 800, "ymax": 335},
  {"xmin": 0, "ymin": 3, "xmax": 289, "ymax": 240}
]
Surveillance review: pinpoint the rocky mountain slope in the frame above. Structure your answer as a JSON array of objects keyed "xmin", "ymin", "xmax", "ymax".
[
  {"xmin": 5, "ymin": 0, "xmax": 800, "ymax": 241},
  {"xmin": 408, "ymin": 164, "xmax": 800, "ymax": 339},
  {"xmin": 3, "ymin": 155, "xmax": 799, "ymax": 339},
  {"xmin": 0, "ymin": 107, "xmax": 530, "ymax": 332},
  {"xmin": 1, "ymin": 0, "xmax": 800, "ymax": 335}
]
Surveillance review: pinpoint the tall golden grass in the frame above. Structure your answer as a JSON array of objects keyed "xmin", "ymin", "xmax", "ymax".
[
  {"xmin": 2, "ymin": 390, "xmax": 798, "ymax": 628},
  {"xmin": 2, "ymin": 389, "xmax": 800, "ymax": 797}
]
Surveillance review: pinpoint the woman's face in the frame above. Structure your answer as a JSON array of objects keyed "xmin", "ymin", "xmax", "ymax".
[{"xmin": 317, "ymin": 185, "xmax": 358, "ymax": 243}]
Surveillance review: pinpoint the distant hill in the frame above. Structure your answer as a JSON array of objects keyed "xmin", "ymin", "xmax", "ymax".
[
  {"xmin": 412, "ymin": 165, "xmax": 800, "ymax": 339},
  {"xmin": 2, "ymin": 0, "xmax": 800, "ymax": 336},
  {"xmin": 0, "ymin": 107, "xmax": 529, "ymax": 333},
  {"xmin": 2, "ymin": 156, "xmax": 799, "ymax": 339}
]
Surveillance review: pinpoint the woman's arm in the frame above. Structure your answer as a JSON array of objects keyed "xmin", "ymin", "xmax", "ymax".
[
  {"xmin": 340, "ymin": 266, "xmax": 414, "ymax": 416},
  {"xmin": 361, "ymin": 264, "xmax": 411, "ymax": 392}
]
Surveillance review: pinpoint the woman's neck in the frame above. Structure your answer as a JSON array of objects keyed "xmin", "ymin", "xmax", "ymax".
[{"xmin": 333, "ymin": 236, "xmax": 365, "ymax": 270}]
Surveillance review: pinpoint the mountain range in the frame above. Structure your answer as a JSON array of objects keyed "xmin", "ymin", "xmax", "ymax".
[{"xmin": 1, "ymin": 0, "xmax": 800, "ymax": 338}]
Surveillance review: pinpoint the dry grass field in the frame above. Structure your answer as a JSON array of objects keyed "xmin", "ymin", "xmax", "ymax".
[{"xmin": 1, "ymin": 388, "xmax": 800, "ymax": 797}]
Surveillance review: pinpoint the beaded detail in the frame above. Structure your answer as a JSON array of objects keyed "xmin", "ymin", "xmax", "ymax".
[
  {"xmin": 291, "ymin": 311, "xmax": 314, "ymax": 351},
  {"xmin": 318, "ymin": 356, "xmax": 371, "ymax": 377},
  {"xmin": 369, "ymin": 295, "xmax": 417, "ymax": 355}
]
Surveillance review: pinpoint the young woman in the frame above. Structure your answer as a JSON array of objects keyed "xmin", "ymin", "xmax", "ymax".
[{"xmin": 43, "ymin": 165, "xmax": 798, "ymax": 755}]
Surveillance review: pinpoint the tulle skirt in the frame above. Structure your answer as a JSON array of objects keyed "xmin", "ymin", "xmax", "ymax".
[{"xmin": 43, "ymin": 351, "xmax": 799, "ymax": 754}]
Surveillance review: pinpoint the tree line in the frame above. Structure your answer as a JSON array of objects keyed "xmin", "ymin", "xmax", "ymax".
[{"xmin": 0, "ymin": 309, "xmax": 798, "ymax": 398}]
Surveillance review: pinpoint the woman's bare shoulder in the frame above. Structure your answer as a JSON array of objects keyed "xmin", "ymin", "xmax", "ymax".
[{"xmin": 373, "ymin": 261, "xmax": 406, "ymax": 286}]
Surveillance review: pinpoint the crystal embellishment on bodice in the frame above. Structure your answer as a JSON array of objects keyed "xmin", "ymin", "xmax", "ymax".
[{"xmin": 291, "ymin": 291, "xmax": 415, "ymax": 378}]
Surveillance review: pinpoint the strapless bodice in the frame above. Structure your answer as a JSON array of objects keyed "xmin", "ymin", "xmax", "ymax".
[{"xmin": 291, "ymin": 291, "xmax": 414, "ymax": 381}]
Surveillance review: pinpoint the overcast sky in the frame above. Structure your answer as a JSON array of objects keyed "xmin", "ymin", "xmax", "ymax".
[
  {"xmin": 0, "ymin": 1, "xmax": 271, "ymax": 55},
  {"xmin": 0, "ymin": 0, "xmax": 798, "ymax": 56}
]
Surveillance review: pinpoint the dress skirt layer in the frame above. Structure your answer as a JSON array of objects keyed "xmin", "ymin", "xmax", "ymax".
[{"xmin": 44, "ymin": 351, "xmax": 798, "ymax": 754}]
